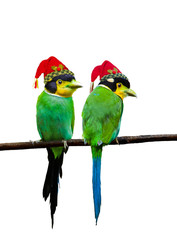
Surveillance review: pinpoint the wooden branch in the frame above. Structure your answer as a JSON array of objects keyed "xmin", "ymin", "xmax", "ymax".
[{"xmin": 0, "ymin": 134, "xmax": 177, "ymax": 151}]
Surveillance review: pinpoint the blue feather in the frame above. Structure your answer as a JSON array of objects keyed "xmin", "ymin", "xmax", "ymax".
[{"xmin": 91, "ymin": 146, "xmax": 102, "ymax": 224}]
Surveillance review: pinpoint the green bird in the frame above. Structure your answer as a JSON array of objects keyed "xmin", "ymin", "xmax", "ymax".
[
  {"xmin": 82, "ymin": 60, "xmax": 136, "ymax": 224},
  {"xmin": 34, "ymin": 56, "xmax": 82, "ymax": 227}
]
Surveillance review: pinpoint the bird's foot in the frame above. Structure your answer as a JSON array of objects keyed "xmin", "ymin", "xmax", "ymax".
[
  {"xmin": 29, "ymin": 139, "xmax": 42, "ymax": 143},
  {"xmin": 115, "ymin": 138, "xmax": 119, "ymax": 144},
  {"xmin": 29, "ymin": 139, "xmax": 42, "ymax": 146},
  {"xmin": 97, "ymin": 140, "xmax": 103, "ymax": 146},
  {"xmin": 63, "ymin": 140, "xmax": 69, "ymax": 153}
]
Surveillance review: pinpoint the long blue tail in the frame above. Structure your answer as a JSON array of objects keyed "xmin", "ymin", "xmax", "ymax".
[{"xmin": 91, "ymin": 146, "xmax": 102, "ymax": 224}]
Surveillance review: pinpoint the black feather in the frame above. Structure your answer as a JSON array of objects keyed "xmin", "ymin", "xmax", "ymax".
[
  {"xmin": 45, "ymin": 81, "xmax": 57, "ymax": 93},
  {"xmin": 43, "ymin": 148, "xmax": 64, "ymax": 228},
  {"xmin": 45, "ymin": 74, "xmax": 75, "ymax": 93},
  {"xmin": 52, "ymin": 74, "xmax": 75, "ymax": 82},
  {"xmin": 99, "ymin": 77, "xmax": 130, "ymax": 91}
]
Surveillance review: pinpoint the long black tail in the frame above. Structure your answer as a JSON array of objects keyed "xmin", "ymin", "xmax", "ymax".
[{"xmin": 43, "ymin": 148, "xmax": 64, "ymax": 228}]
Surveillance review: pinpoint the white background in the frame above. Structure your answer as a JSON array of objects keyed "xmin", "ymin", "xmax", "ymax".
[{"xmin": 0, "ymin": 0, "xmax": 177, "ymax": 239}]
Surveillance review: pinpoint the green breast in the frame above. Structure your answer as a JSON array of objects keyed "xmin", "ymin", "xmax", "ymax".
[
  {"xmin": 82, "ymin": 86, "xmax": 123, "ymax": 146},
  {"xmin": 36, "ymin": 91, "xmax": 74, "ymax": 141}
]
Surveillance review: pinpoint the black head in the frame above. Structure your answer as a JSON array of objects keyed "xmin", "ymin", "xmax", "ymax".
[
  {"xmin": 99, "ymin": 77, "xmax": 130, "ymax": 92},
  {"xmin": 45, "ymin": 74, "xmax": 75, "ymax": 93},
  {"xmin": 98, "ymin": 76, "xmax": 136, "ymax": 99}
]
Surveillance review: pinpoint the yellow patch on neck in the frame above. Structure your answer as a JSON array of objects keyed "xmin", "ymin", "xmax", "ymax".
[
  {"xmin": 55, "ymin": 87, "xmax": 76, "ymax": 97},
  {"xmin": 44, "ymin": 89, "xmax": 63, "ymax": 98},
  {"xmin": 114, "ymin": 83, "xmax": 129, "ymax": 100},
  {"xmin": 54, "ymin": 80, "xmax": 77, "ymax": 97},
  {"xmin": 114, "ymin": 90, "xmax": 125, "ymax": 100}
]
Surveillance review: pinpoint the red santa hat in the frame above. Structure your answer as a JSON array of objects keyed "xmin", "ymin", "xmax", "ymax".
[
  {"xmin": 34, "ymin": 56, "xmax": 74, "ymax": 88},
  {"xmin": 90, "ymin": 60, "xmax": 128, "ymax": 92}
]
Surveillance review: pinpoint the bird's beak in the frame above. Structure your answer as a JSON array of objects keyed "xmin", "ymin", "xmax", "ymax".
[
  {"xmin": 67, "ymin": 80, "xmax": 83, "ymax": 89},
  {"xmin": 124, "ymin": 88, "xmax": 137, "ymax": 97}
]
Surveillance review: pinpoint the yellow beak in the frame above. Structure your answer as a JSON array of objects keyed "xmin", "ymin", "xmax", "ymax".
[
  {"xmin": 67, "ymin": 80, "xmax": 82, "ymax": 89},
  {"xmin": 124, "ymin": 88, "xmax": 137, "ymax": 97}
]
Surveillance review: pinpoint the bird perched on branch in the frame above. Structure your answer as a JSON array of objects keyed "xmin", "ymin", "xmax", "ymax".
[
  {"xmin": 82, "ymin": 60, "xmax": 136, "ymax": 224},
  {"xmin": 34, "ymin": 56, "xmax": 82, "ymax": 227}
]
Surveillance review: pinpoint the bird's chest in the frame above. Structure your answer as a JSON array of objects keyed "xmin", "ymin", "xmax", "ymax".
[{"xmin": 37, "ymin": 92, "xmax": 74, "ymax": 140}]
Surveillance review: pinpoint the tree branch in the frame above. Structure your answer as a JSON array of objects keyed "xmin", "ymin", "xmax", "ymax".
[{"xmin": 0, "ymin": 134, "xmax": 177, "ymax": 151}]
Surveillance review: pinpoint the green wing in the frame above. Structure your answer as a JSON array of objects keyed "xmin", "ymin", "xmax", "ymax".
[{"xmin": 82, "ymin": 86, "xmax": 123, "ymax": 146}]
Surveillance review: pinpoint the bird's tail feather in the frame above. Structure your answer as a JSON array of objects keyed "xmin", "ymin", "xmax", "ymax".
[
  {"xmin": 91, "ymin": 146, "xmax": 102, "ymax": 224},
  {"xmin": 43, "ymin": 147, "xmax": 64, "ymax": 228}
]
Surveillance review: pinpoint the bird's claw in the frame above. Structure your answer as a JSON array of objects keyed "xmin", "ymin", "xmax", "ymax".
[
  {"xmin": 115, "ymin": 138, "xmax": 119, "ymax": 144},
  {"xmin": 97, "ymin": 140, "xmax": 103, "ymax": 146},
  {"xmin": 63, "ymin": 140, "xmax": 69, "ymax": 153}
]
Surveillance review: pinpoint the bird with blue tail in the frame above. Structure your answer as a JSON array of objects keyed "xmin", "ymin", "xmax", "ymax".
[
  {"xmin": 82, "ymin": 60, "xmax": 136, "ymax": 224},
  {"xmin": 34, "ymin": 56, "xmax": 82, "ymax": 227}
]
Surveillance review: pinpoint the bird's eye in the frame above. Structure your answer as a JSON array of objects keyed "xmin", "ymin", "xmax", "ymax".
[
  {"xmin": 118, "ymin": 83, "xmax": 121, "ymax": 88},
  {"xmin": 58, "ymin": 80, "xmax": 62, "ymax": 84}
]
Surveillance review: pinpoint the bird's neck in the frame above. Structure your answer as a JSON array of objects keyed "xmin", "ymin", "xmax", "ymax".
[
  {"xmin": 98, "ymin": 84, "xmax": 124, "ymax": 100},
  {"xmin": 98, "ymin": 84, "xmax": 111, "ymax": 91},
  {"xmin": 44, "ymin": 90, "xmax": 64, "ymax": 98},
  {"xmin": 44, "ymin": 89, "xmax": 72, "ymax": 98}
]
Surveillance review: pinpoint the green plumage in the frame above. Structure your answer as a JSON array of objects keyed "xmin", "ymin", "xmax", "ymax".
[
  {"xmin": 36, "ymin": 90, "xmax": 75, "ymax": 227},
  {"xmin": 82, "ymin": 86, "xmax": 123, "ymax": 223},
  {"xmin": 82, "ymin": 86, "xmax": 123, "ymax": 146},
  {"xmin": 37, "ymin": 91, "xmax": 74, "ymax": 157}
]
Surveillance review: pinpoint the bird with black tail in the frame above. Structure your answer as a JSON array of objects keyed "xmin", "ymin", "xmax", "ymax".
[{"xmin": 34, "ymin": 56, "xmax": 82, "ymax": 227}]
